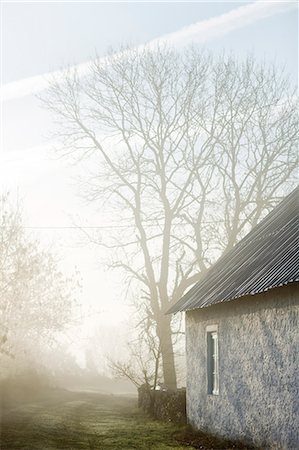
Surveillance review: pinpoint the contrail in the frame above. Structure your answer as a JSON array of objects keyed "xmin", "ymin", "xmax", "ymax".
[
  {"xmin": 153, "ymin": 1, "xmax": 297, "ymax": 47},
  {"xmin": 1, "ymin": 1, "xmax": 296, "ymax": 102}
]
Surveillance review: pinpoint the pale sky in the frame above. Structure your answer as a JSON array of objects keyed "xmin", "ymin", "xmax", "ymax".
[{"xmin": 0, "ymin": 1, "xmax": 298, "ymax": 358}]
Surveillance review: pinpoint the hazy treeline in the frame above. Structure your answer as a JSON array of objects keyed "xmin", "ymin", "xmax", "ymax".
[{"xmin": 0, "ymin": 193, "xmax": 80, "ymax": 385}]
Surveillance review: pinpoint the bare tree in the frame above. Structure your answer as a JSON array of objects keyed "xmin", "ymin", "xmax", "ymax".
[
  {"xmin": 43, "ymin": 46, "xmax": 298, "ymax": 389},
  {"xmin": 0, "ymin": 193, "xmax": 79, "ymax": 375},
  {"xmin": 108, "ymin": 322, "xmax": 162, "ymax": 390}
]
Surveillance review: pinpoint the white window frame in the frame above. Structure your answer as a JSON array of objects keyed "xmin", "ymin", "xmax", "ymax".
[{"xmin": 206, "ymin": 324, "xmax": 219, "ymax": 396}]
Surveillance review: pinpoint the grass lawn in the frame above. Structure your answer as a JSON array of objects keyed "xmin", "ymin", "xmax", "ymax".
[{"xmin": 0, "ymin": 389, "xmax": 253, "ymax": 450}]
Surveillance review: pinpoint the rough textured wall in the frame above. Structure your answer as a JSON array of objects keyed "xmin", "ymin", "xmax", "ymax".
[{"xmin": 186, "ymin": 285, "xmax": 299, "ymax": 449}]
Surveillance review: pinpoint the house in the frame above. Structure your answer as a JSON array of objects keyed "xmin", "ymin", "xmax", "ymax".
[{"xmin": 168, "ymin": 187, "xmax": 299, "ymax": 449}]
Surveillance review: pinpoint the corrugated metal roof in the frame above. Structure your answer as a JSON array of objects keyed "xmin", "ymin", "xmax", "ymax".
[{"xmin": 168, "ymin": 187, "xmax": 299, "ymax": 314}]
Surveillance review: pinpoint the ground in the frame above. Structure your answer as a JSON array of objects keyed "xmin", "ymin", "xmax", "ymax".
[
  {"xmin": 0, "ymin": 389, "xmax": 191, "ymax": 450},
  {"xmin": 0, "ymin": 389, "xmax": 253, "ymax": 450}
]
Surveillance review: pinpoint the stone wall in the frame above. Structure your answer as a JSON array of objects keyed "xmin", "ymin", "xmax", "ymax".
[
  {"xmin": 138, "ymin": 384, "xmax": 186, "ymax": 423},
  {"xmin": 185, "ymin": 284, "xmax": 299, "ymax": 449}
]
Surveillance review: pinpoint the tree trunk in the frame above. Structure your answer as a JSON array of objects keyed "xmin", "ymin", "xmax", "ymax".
[{"xmin": 156, "ymin": 315, "xmax": 177, "ymax": 390}]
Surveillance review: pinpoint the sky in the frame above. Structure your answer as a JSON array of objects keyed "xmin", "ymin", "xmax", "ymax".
[{"xmin": 0, "ymin": 1, "xmax": 298, "ymax": 360}]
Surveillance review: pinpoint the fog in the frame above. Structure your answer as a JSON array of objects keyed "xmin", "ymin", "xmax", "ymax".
[{"xmin": 0, "ymin": 4, "xmax": 297, "ymax": 449}]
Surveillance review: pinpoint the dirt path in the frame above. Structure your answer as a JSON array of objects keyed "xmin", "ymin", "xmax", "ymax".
[{"xmin": 0, "ymin": 390, "xmax": 192, "ymax": 450}]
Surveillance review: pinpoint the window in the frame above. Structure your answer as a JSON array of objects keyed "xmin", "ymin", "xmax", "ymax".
[{"xmin": 207, "ymin": 325, "xmax": 219, "ymax": 395}]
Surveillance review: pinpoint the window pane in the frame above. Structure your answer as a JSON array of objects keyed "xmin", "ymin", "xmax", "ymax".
[{"xmin": 207, "ymin": 329, "xmax": 219, "ymax": 395}]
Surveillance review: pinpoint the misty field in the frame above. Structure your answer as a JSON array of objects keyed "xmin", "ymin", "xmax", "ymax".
[{"xmin": 0, "ymin": 389, "xmax": 192, "ymax": 450}]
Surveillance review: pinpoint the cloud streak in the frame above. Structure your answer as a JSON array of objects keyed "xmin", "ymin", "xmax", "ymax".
[
  {"xmin": 1, "ymin": 1, "xmax": 296, "ymax": 102},
  {"xmin": 154, "ymin": 1, "xmax": 297, "ymax": 47}
]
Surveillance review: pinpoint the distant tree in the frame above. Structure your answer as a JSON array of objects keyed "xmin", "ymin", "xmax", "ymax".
[
  {"xmin": 0, "ymin": 194, "xmax": 79, "ymax": 375},
  {"xmin": 43, "ymin": 46, "xmax": 298, "ymax": 389}
]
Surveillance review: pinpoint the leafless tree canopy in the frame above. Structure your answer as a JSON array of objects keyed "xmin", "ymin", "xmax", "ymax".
[{"xmin": 43, "ymin": 45, "xmax": 298, "ymax": 388}]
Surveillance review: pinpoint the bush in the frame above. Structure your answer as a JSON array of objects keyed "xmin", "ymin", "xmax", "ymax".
[{"xmin": 138, "ymin": 384, "xmax": 186, "ymax": 423}]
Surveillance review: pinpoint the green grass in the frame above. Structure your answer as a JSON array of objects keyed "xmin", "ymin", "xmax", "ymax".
[
  {"xmin": 0, "ymin": 389, "xmax": 255, "ymax": 450},
  {"xmin": 1, "ymin": 390, "xmax": 194, "ymax": 449}
]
